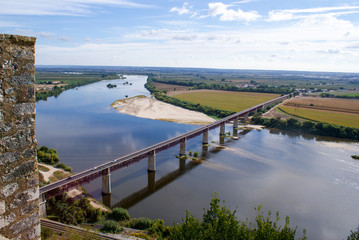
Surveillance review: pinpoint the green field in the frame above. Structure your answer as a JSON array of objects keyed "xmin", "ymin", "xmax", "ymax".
[
  {"xmin": 173, "ymin": 91, "xmax": 280, "ymax": 112},
  {"xmin": 279, "ymin": 106, "xmax": 359, "ymax": 128}
]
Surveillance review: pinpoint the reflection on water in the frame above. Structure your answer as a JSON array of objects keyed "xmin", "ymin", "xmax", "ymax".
[{"xmin": 36, "ymin": 76, "xmax": 359, "ymax": 240}]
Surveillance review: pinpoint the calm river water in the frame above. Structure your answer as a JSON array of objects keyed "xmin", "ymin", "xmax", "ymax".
[{"xmin": 36, "ymin": 75, "xmax": 359, "ymax": 239}]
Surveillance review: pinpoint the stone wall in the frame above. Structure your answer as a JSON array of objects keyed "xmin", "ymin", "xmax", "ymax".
[{"xmin": 0, "ymin": 34, "xmax": 40, "ymax": 239}]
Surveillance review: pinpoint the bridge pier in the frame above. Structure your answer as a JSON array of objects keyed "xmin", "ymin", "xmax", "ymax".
[
  {"xmin": 148, "ymin": 150, "xmax": 156, "ymax": 172},
  {"xmin": 40, "ymin": 194, "xmax": 47, "ymax": 218},
  {"xmin": 219, "ymin": 123, "xmax": 225, "ymax": 144},
  {"xmin": 102, "ymin": 168, "xmax": 111, "ymax": 195},
  {"xmin": 202, "ymin": 145, "xmax": 208, "ymax": 157},
  {"xmin": 233, "ymin": 117, "xmax": 239, "ymax": 137},
  {"xmin": 179, "ymin": 139, "xmax": 186, "ymax": 156},
  {"xmin": 202, "ymin": 129, "xmax": 209, "ymax": 145}
]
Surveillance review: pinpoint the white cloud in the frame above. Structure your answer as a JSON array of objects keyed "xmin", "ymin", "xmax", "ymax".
[
  {"xmin": 268, "ymin": 6, "xmax": 359, "ymax": 22},
  {"xmin": 170, "ymin": 2, "xmax": 192, "ymax": 15},
  {"xmin": 0, "ymin": 0, "xmax": 153, "ymax": 16},
  {"xmin": 208, "ymin": 2, "xmax": 260, "ymax": 22}
]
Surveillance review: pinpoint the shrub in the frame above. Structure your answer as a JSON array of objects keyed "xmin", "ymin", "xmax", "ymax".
[
  {"xmin": 100, "ymin": 220, "xmax": 123, "ymax": 234},
  {"xmin": 110, "ymin": 207, "xmax": 130, "ymax": 221},
  {"xmin": 129, "ymin": 217, "xmax": 152, "ymax": 230}
]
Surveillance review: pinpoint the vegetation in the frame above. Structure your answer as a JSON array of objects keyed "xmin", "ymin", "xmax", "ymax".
[
  {"xmin": 126, "ymin": 217, "xmax": 152, "ymax": 230},
  {"xmin": 55, "ymin": 163, "xmax": 73, "ymax": 173},
  {"xmin": 108, "ymin": 207, "xmax": 130, "ymax": 221},
  {"xmin": 37, "ymin": 146, "xmax": 60, "ymax": 165},
  {"xmin": 151, "ymin": 77, "xmax": 293, "ymax": 94},
  {"xmin": 168, "ymin": 193, "xmax": 306, "ymax": 240},
  {"xmin": 278, "ymin": 106, "xmax": 359, "ymax": 128},
  {"xmin": 106, "ymin": 83, "xmax": 117, "ymax": 88},
  {"xmin": 252, "ymin": 114, "xmax": 359, "ymax": 140},
  {"xmin": 100, "ymin": 220, "xmax": 123, "ymax": 234},
  {"xmin": 320, "ymin": 92, "xmax": 359, "ymax": 99},
  {"xmin": 352, "ymin": 155, "xmax": 359, "ymax": 160},
  {"xmin": 348, "ymin": 226, "xmax": 359, "ymax": 240},
  {"xmin": 46, "ymin": 193, "xmax": 102, "ymax": 225}
]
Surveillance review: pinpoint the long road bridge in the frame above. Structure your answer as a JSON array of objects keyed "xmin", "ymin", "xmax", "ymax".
[{"xmin": 39, "ymin": 94, "xmax": 290, "ymax": 216}]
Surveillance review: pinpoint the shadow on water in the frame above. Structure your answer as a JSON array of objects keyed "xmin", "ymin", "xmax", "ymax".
[{"xmin": 105, "ymin": 128, "xmax": 251, "ymax": 209}]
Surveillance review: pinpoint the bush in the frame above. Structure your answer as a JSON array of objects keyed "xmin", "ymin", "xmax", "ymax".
[
  {"xmin": 100, "ymin": 220, "xmax": 123, "ymax": 234},
  {"xmin": 55, "ymin": 163, "xmax": 72, "ymax": 173},
  {"xmin": 129, "ymin": 217, "xmax": 152, "ymax": 230},
  {"xmin": 168, "ymin": 193, "xmax": 306, "ymax": 240},
  {"xmin": 110, "ymin": 207, "xmax": 130, "ymax": 221}
]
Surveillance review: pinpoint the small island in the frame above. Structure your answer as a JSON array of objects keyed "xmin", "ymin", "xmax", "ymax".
[{"xmin": 107, "ymin": 83, "xmax": 117, "ymax": 88}]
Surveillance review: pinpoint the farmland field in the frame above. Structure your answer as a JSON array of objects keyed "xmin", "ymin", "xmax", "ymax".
[
  {"xmin": 278, "ymin": 97, "xmax": 359, "ymax": 128},
  {"xmin": 172, "ymin": 90, "xmax": 280, "ymax": 112}
]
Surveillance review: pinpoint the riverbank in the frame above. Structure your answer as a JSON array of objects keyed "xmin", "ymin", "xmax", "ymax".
[{"xmin": 111, "ymin": 95, "xmax": 215, "ymax": 125}]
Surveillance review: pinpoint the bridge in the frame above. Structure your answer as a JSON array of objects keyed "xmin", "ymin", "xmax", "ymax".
[{"xmin": 39, "ymin": 94, "xmax": 290, "ymax": 216}]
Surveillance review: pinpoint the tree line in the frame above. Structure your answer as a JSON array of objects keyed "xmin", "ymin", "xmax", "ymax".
[
  {"xmin": 150, "ymin": 77, "xmax": 293, "ymax": 94},
  {"xmin": 252, "ymin": 114, "xmax": 359, "ymax": 141}
]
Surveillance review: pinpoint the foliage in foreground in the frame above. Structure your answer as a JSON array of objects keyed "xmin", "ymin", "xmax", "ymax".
[
  {"xmin": 46, "ymin": 193, "xmax": 102, "ymax": 225},
  {"xmin": 168, "ymin": 193, "xmax": 306, "ymax": 240}
]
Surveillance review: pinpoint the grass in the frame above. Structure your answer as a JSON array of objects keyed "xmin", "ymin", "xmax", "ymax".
[
  {"xmin": 38, "ymin": 165, "xmax": 50, "ymax": 172},
  {"xmin": 279, "ymin": 106, "xmax": 359, "ymax": 128},
  {"xmin": 173, "ymin": 91, "xmax": 280, "ymax": 112}
]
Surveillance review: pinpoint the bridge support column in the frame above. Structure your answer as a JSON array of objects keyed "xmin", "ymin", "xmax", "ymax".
[
  {"xmin": 40, "ymin": 194, "xmax": 47, "ymax": 218},
  {"xmin": 179, "ymin": 139, "xmax": 186, "ymax": 156},
  {"xmin": 148, "ymin": 150, "xmax": 156, "ymax": 172},
  {"xmin": 233, "ymin": 117, "xmax": 239, "ymax": 137},
  {"xmin": 102, "ymin": 168, "xmax": 111, "ymax": 195},
  {"xmin": 219, "ymin": 123, "xmax": 225, "ymax": 144},
  {"xmin": 202, "ymin": 129, "xmax": 209, "ymax": 145}
]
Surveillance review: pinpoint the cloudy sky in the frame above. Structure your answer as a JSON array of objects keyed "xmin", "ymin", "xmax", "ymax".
[{"xmin": 1, "ymin": 0, "xmax": 359, "ymax": 72}]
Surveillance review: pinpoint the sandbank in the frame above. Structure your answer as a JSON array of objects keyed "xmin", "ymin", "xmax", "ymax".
[{"xmin": 111, "ymin": 95, "xmax": 215, "ymax": 125}]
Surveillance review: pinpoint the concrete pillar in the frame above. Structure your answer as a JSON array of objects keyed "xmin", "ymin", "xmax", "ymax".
[
  {"xmin": 102, "ymin": 168, "xmax": 111, "ymax": 195},
  {"xmin": 40, "ymin": 194, "xmax": 47, "ymax": 218},
  {"xmin": 179, "ymin": 139, "xmax": 186, "ymax": 156},
  {"xmin": 148, "ymin": 171, "xmax": 156, "ymax": 192},
  {"xmin": 220, "ymin": 123, "xmax": 225, "ymax": 136},
  {"xmin": 233, "ymin": 117, "xmax": 239, "ymax": 129},
  {"xmin": 202, "ymin": 129, "xmax": 209, "ymax": 145},
  {"xmin": 148, "ymin": 150, "xmax": 156, "ymax": 172}
]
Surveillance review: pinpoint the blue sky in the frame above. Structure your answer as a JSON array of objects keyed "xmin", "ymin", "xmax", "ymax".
[{"xmin": 1, "ymin": 0, "xmax": 359, "ymax": 72}]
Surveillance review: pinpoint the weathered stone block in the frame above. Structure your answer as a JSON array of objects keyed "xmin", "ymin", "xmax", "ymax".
[
  {"xmin": 13, "ymin": 103, "xmax": 35, "ymax": 117},
  {"xmin": 1, "ymin": 129, "xmax": 34, "ymax": 150},
  {"xmin": 0, "ymin": 201, "xmax": 5, "ymax": 215},
  {"xmin": 16, "ymin": 116, "xmax": 35, "ymax": 130},
  {"xmin": 2, "ymin": 161, "xmax": 36, "ymax": 183},
  {"xmin": 9, "ymin": 212, "xmax": 39, "ymax": 235},
  {"xmin": 0, "ymin": 152, "xmax": 19, "ymax": 166},
  {"xmin": 23, "ymin": 223, "xmax": 40, "ymax": 240},
  {"xmin": 11, "ymin": 187, "xmax": 39, "ymax": 209},
  {"xmin": 21, "ymin": 201, "xmax": 38, "ymax": 215},
  {"xmin": 22, "ymin": 147, "xmax": 36, "ymax": 159},
  {"xmin": 0, "ymin": 213, "xmax": 16, "ymax": 229},
  {"xmin": 0, "ymin": 183, "xmax": 19, "ymax": 198},
  {"xmin": 26, "ymin": 175, "xmax": 38, "ymax": 188}
]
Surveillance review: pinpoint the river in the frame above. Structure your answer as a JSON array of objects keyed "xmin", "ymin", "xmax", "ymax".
[{"xmin": 36, "ymin": 75, "xmax": 359, "ymax": 239}]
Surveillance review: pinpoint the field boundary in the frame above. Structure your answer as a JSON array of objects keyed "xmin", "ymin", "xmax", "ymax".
[{"xmin": 283, "ymin": 102, "xmax": 359, "ymax": 114}]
